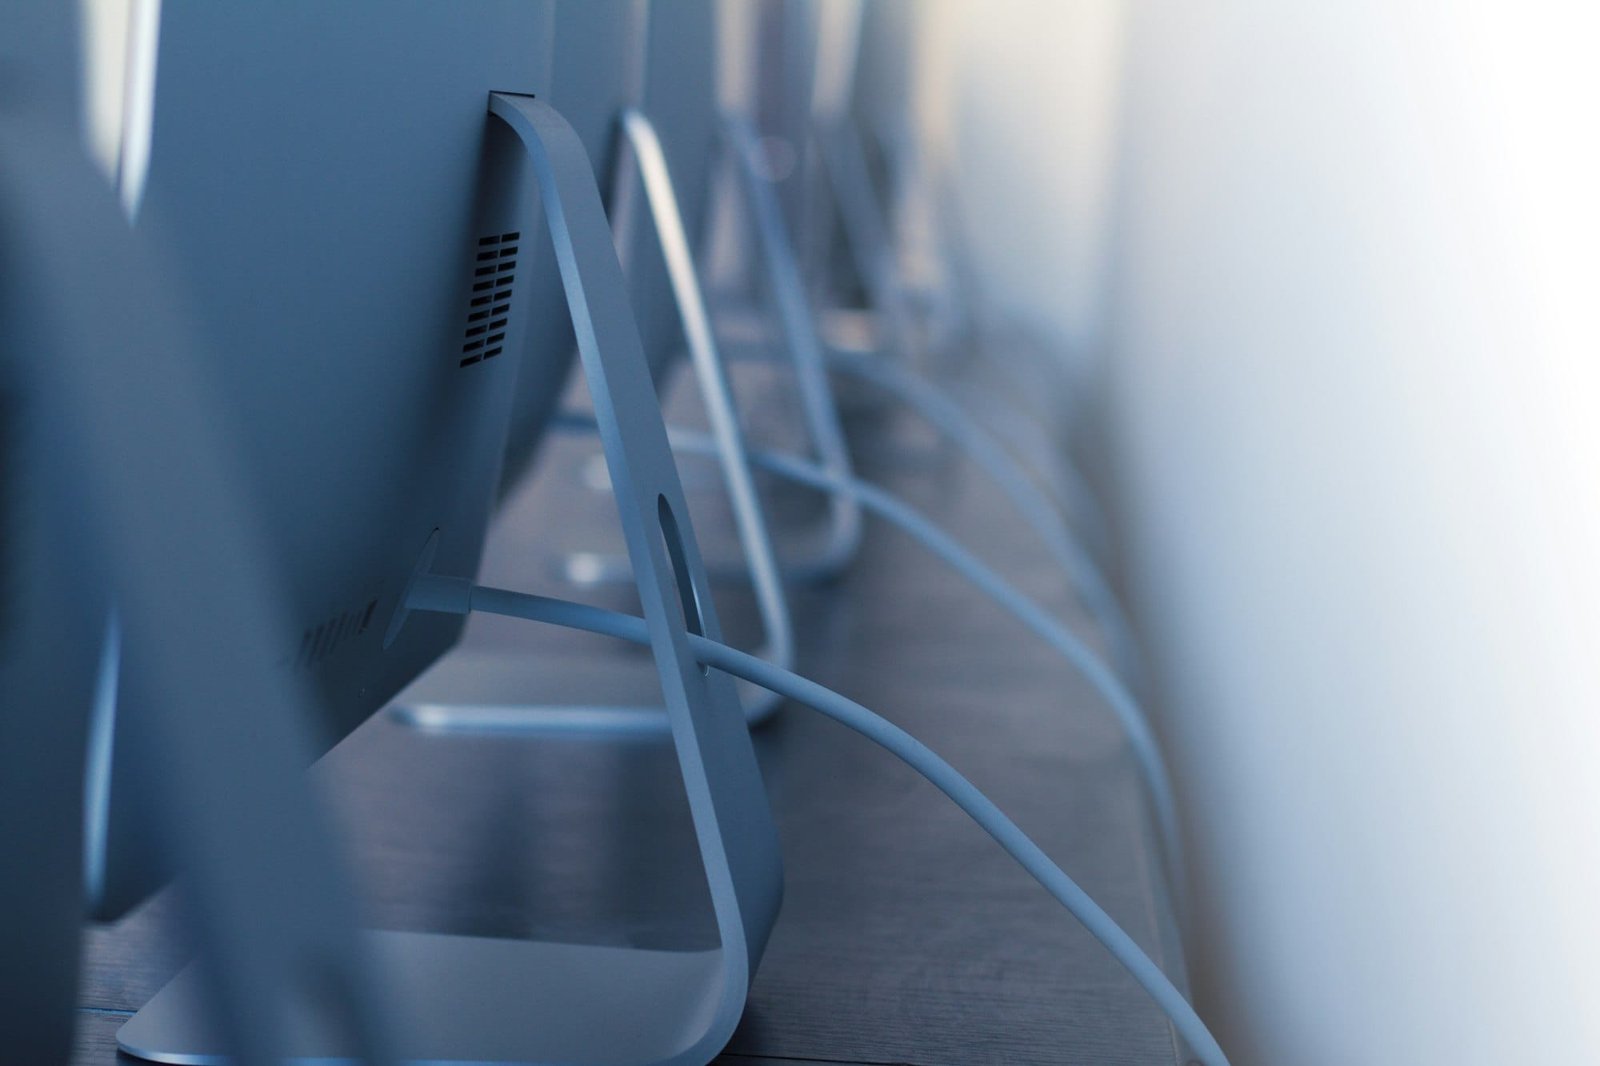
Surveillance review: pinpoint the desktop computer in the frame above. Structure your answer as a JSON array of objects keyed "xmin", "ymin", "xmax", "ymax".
[
  {"xmin": 78, "ymin": 3, "xmax": 782, "ymax": 1063},
  {"xmin": 7, "ymin": 4, "xmax": 1225, "ymax": 1064},
  {"xmin": 750, "ymin": 0, "xmax": 823, "ymax": 242},
  {"xmin": 392, "ymin": 0, "xmax": 809, "ymax": 732},
  {"xmin": 87, "ymin": 0, "xmax": 558, "ymax": 920}
]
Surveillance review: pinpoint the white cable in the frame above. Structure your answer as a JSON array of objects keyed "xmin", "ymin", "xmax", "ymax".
[{"xmin": 408, "ymin": 575, "xmax": 1230, "ymax": 1066}]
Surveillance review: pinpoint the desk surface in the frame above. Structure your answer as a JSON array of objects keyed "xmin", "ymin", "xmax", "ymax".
[{"xmin": 74, "ymin": 365, "xmax": 1187, "ymax": 1065}]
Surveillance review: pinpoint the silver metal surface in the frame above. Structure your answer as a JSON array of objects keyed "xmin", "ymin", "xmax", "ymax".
[
  {"xmin": 816, "ymin": 116, "xmax": 919, "ymax": 372},
  {"xmin": 724, "ymin": 113, "xmax": 864, "ymax": 581},
  {"xmin": 122, "ymin": 92, "xmax": 783, "ymax": 1066},
  {"xmin": 398, "ymin": 105, "xmax": 797, "ymax": 733},
  {"xmin": 119, "ymin": 931, "xmax": 725, "ymax": 1065}
]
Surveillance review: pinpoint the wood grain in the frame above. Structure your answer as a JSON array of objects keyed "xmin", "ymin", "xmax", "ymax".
[{"xmin": 76, "ymin": 371, "xmax": 1186, "ymax": 1065}]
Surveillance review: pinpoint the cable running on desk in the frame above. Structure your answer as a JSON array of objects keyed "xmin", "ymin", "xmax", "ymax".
[{"xmin": 407, "ymin": 574, "xmax": 1229, "ymax": 1066}]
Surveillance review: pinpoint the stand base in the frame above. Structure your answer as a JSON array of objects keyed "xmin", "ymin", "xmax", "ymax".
[
  {"xmin": 396, "ymin": 695, "xmax": 679, "ymax": 737},
  {"xmin": 119, "ymin": 929, "xmax": 724, "ymax": 1065},
  {"xmin": 389, "ymin": 648, "xmax": 777, "ymax": 735}
]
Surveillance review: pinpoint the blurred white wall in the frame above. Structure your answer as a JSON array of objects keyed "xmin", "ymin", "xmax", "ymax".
[
  {"xmin": 920, "ymin": 0, "xmax": 1126, "ymax": 366},
  {"xmin": 66, "ymin": 3, "xmax": 1600, "ymax": 1061},
  {"xmin": 924, "ymin": 2, "xmax": 1600, "ymax": 1064},
  {"xmin": 1097, "ymin": 3, "xmax": 1600, "ymax": 1065}
]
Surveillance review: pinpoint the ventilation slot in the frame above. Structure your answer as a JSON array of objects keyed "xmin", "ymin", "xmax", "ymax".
[
  {"xmin": 460, "ymin": 231, "xmax": 519, "ymax": 367},
  {"xmin": 297, "ymin": 598, "xmax": 379, "ymax": 668}
]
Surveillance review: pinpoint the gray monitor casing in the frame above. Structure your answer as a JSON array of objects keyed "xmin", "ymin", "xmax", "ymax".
[
  {"xmin": 848, "ymin": 0, "xmax": 917, "ymax": 140},
  {"xmin": 90, "ymin": 0, "xmax": 559, "ymax": 919},
  {"xmin": 499, "ymin": 0, "xmax": 648, "ymax": 491},
  {"xmin": 623, "ymin": 0, "xmax": 722, "ymax": 383},
  {"xmin": 752, "ymin": 0, "xmax": 822, "ymax": 234},
  {"xmin": 498, "ymin": 0, "xmax": 724, "ymax": 494},
  {"xmin": 0, "ymin": 9, "xmax": 101, "ymax": 1054}
]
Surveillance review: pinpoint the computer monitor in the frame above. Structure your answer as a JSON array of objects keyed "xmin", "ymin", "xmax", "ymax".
[
  {"xmin": 751, "ymin": 0, "xmax": 823, "ymax": 239},
  {"xmin": 0, "ymin": 15, "xmax": 104, "ymax": 1060},
  {"xmin": 843, "ymin": 0, "xmax": 922, "ymax": 259},
  {"xmin": 87, "ymin": 0, "xmax": 560, "ymax": 920},
  {"xmin": 499, "ymin": 0, "xmax": 649, "ymax": 492},
  {"xmin": 622, "ymin": 0, "xmax": 723, "ymax": 385},
  {"xmin": 847, "ymin": 0, "xmax": 916, "ymax": 144},
  {"xmin": 0, "ymin": 267, "xmax": 102, "ymax": 1066},
  {"xmin": 496, "ymin": 0, "xmax": 729, "ymax": 495}
]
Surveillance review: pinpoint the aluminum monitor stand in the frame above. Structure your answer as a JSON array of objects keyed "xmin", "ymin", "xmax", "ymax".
[
  {"xmin": 717, "ymin": 112, "xmax": 864, "ymax": 582},
  {"xmin": 573, "ymin": 113, "xmax": 864, "ymax": 587},
  {"xmin": 814, "ymin": 114, "xmax": 921, "ymax": 375},
  {"xmin": 394, "ymin": 106, "xmax": 796, "ymax": 734},
  {"xmin": 121, "ymin": 93, "xmax": 783, "ymax": 1066}
]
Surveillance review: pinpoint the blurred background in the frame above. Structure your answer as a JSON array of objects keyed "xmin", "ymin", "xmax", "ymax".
[
  {"xmin": 915, "ymin": 3, "xmax": 1600, "ymax": 1065},
  {"xmin": 73, "ymin": 2, "xmax": 1600, "ymax": 1063}
]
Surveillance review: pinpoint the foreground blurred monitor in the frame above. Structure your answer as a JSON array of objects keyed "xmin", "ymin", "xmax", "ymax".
[
  {"xmin": 86, "ymin": 0, "xmax": 560, "ymax": 920},
  {"xmin": 0, "ymin": 12, "xmax": 103, "ymax": 1059}
]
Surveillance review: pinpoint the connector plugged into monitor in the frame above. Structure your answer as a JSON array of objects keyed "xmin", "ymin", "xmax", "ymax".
[{"xmin": 383, "ymin": 528, "xmax": 444, "ymax": 651}]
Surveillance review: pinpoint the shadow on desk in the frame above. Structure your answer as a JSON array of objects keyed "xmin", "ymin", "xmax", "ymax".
[{"xmin": 77, "ymin": 389, "xmax": 1184, "ymax": 1066}]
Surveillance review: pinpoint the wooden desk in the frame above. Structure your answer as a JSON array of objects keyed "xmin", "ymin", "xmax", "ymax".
[{"xmin": 75, "ymin": 382, "xmax": 1187, "ymax": 1065}]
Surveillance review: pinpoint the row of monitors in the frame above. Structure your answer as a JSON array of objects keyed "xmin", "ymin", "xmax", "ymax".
[{"xmin": 73, "ymin": 0, "xmax": 921, "ymax": 922}]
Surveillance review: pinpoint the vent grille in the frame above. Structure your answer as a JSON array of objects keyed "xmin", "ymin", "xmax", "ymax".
[
  {"xmin": 297, "ymin": 598, "xmax": 378, "ymax": 668},
  {"xmin": 460, "ymin": 231, "xmax": 518, "ymax": 367}
]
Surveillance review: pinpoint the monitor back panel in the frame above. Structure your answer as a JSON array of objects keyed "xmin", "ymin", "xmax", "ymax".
[
  {"xmin": 624, "ymin": 0, "xmax": 722, "ymax": 384},
  {"xmin": 751, "ymin": 0, "xmax": 822, "ymax": 236},
  {"xmin": 849, "ymin": 0, "xmax": 917, "ymax": 140},
  {"xmin": 0, "ymin": 10, "xmax": 103, "ymax": 1022},
  {"xmin": 93, "ymin": 0, "xmax": 557, "ymax": 918}
]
